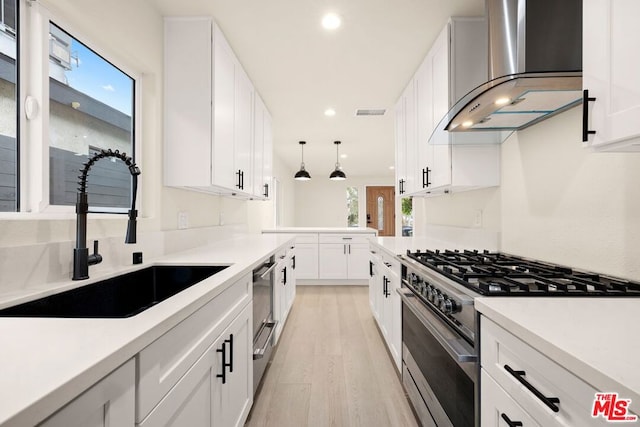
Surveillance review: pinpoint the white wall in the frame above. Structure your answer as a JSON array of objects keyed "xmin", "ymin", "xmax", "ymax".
[
  {"xmin": 294, "ymin": 175, "xmax": 394, "ymax": 227},
  {"xmin": 418, "ymin": 106, "xmax": 640, "ymax": 281}
]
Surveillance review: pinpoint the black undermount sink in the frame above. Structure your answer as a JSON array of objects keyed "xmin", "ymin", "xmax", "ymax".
[{"xmin": 0, "ymin": 265, "xmax": 229, "ymax": 318}]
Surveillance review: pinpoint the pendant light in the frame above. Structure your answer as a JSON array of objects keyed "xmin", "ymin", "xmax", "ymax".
[
  {"xmin": 329, "ymin": 140, "xmax": 347, "ymax": 181},
  {"xmin": 294, "ymin": 141, "xmax": 311, "ymax": 181}
]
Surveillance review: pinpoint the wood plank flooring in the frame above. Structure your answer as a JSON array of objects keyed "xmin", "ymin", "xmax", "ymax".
[{"xmin": 245, "ymin": 286, "xmax": 418, "ymax": 427}]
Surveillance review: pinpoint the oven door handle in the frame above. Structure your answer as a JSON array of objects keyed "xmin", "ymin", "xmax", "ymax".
[
  {"xmin": 253, "ymin": 320, "xmax": 278, "ymax": 359},
  {"xmin": 398, "ymin": 288, "xmax": 477, "ymax": 364},
  {"xmin": 258, "ymin": 262, "xmax": 278, "ymax": 279}
]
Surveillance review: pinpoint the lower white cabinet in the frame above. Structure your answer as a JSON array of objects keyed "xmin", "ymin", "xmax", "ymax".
[
  {"xmin": 481, "ymin": 369, "xmax": 540, "ymax": 427},
  {"xmin": 137, "ymin": 273, "xmax": 253, "ymax": 427},
  {"xmin": 318, "ymin": 234, "xmax": 373, "ymax": 280},
  {"xmin": 39, "ymin": 359, "xmax": 135, "ymax": 427},
  {"xmin": 139, "ymin": 303, "xmax": 252, "ymax": 427},
  {"xmin": 480, "ymin": 316, "xmax": 626, "ymax": 427},
  {"xmin": 294, "ymin": 243, "xmax": 318, "ymax": 279},
  {"xmin": 368, "ymin": 245, "xmax": 401, "ymax": 372},
  {"xmin": 273, "ymin": 246, "xmax": 296, "ymax": 344}
]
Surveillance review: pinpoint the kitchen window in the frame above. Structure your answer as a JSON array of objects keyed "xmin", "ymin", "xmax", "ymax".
[
  {"xmin": 0, "ymin": 0, "xmax": 18, "ymax": 212},
  {"xmin": 0, "ymin": 0, "xmax": 139, "ymax": 215},
  {"xmin": 347, "ymin": 186, "xmax": 358, "ymax": 227},
  {"xmin": 48, "ymin": 22, "xmax": 135, "ymax": 211}
]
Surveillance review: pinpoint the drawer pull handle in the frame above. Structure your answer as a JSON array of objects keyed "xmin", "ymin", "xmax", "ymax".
[
  {"xmin": 501, "ymin": 413, "xmax": 523, "ymax": 427},
  {"xmin": 216, "ymin": 343, "xmax": 227, "ymax": 384},
  {"xmin": 504, "ymin": 364, "xmax": 560, "ymax": 412}
]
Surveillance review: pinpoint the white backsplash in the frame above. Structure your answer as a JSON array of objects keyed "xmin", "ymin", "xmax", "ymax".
[{"xmin": 0, "ymin": 225, "xmax": 249, "ymax": 304}]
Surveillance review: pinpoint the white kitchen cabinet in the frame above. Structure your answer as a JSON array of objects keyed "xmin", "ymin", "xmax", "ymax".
[
  {"xmin": 39, "ymin": 359, "xmax": 135, "ymax": 427},
  {"xmin": 480, "ymin": 316, "xmax": 628, "ymax": 427},
  {"xmin": 368, "ymin": 245, "xmax": 401, "ymax": 372},
  {"xmin": 397, "ymin": 18, "xmax": 501, "ymax": 197},
  {"xmin": 293, "ymin": 234, "xmax": 319, "ymax": 280},
  {"xmin": 164, "ymin": 17, "xmax": 267, "ymax": 198},
  {"xmin": 583, "ymin": 0, "xmax": 640, "ymax": 152},
  {"xmin": 253, "ymin": 93, "xmax": 273, "ymax": 199},
  {"xmin": 139, "ymin": 304, "xmax": 252, "ymax": 427},
  {"xmin": 481, "ymin": 369, "xmax": 541, "ymax": 427},
  {"xmin": 137, "ymin": 273, "xmax": 252, "ymax": 426},
  {"xmin": 273, "ymin": 245, "xmax": 296, "ymax": 344},
  {"xmin": 318, "ymin": 234, "xmax": 372, "ymax": 280},
  {"xmin": 395, "ymin": 81, "xmax": 417, "ymax": 196}
]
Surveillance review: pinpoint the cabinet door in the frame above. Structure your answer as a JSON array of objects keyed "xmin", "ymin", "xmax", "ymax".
[
  {"xmin": 41, "ymin": 359, "xmax": 135, "ymax": 427},
  {"xmin": 234, "ymin": 66, "xmax": 254, "ymax": 194},
  {"xmin": 318, "ymin": 244, "xmax": 348, "ymax": 279},
  {"xmin": 379, "ymin": 273, "xmax": 392, "ymax": 340},
  {"xmin": 346, "ymin": 243, "xmax": 370, "ymax": 280},
  {"xmin": 481, "ymin": 369, "xmax": 540, "ymax": 427},
  {"xmin": 294, "ymin": 243, "xmax": 318, "ymax": 279},
  {"xmin": 252, "ymin": 94, "xmax": 265, "ymax": 198},
  {"xmin": 387, "ymin": 268, "xmax": 402, "ymax": 372},
  {"xmin": 415, "ymin": 54, "xmax": 435, "ymax": 191},
  {"xmin": 368, "ymin": 252, "xmax": 380, "ymax": 320},
  {"xmin": 164, "ymin": 18, "xmax": 213, "ymax": 188},
  {"xmin": 213, "ymin": 25, "xmax": 237, "ymax": 189},
  {"xmin": 395, "ymin": 97, "xmax": 407, "ymax": 196},
  {"xmin": 213, "ymin": 304, "xmax": 253, "ymax": 427},
  {"xmin": 287, "ymin": 251, "xmax": 297, "ymax": 308},
  {"xmin": 584, "ymin": 0, "xmax": 640, "ymax": 151},
  {"xmin": 403, "ymin": 81, "xmax": 418, "ymax": 194},
  {"xmin": 262, "ymin": 109, "xmax": 273, "ymax": 198}
]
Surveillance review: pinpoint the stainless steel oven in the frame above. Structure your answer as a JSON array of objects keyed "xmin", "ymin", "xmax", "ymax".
[
  {"xmin": 252, "ymin": 256, "xmax": 277, "ymax": 395},
  {"xmin": 399, "ymin": 288, "xmax": 477, "ymax": 427}
]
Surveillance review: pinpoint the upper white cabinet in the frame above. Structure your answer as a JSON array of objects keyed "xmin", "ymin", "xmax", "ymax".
[
  {"xmin": 583, "ymin": 1, "xmax": 640, "ymax": 152},
  {"xmin": 396, "ymin": 18, "xmax": 501, "ymax": 197},
  {"xmin": 164, "ymin": 17, "xmax": 272, "ymax": 198}
]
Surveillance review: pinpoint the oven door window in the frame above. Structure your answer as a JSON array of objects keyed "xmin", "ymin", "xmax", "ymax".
[{"xmin": 403, "ymin": 305, "xmax": 475, "ymax": 427}]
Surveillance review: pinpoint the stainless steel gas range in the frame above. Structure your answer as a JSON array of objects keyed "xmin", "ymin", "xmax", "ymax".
[{"xmin": 397, "ymin": 249, "xmax": 640, "ymax": 427}]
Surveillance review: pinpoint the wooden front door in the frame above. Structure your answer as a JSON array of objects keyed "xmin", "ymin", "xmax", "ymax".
[{"xmin": 366, "ymin": 186, "xmax": 395, "ymax": 237}]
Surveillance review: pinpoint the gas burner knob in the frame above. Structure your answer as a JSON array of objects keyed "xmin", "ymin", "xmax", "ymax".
[
  {"xmin": 436, "ymin": 292, "xmax": 446, "ymax": 307},
  {"xmin": 426, "ymin": 286, "xmax": 436, "ymax": 302},
  {"xmin": 440, "ymin": 297, "xmax": 458, "ymax": 314}
]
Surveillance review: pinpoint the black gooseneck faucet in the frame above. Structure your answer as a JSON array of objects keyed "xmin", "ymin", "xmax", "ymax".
[{"xmin": 72, "ymin": 148, "xmax": 141, "ymax": 280}]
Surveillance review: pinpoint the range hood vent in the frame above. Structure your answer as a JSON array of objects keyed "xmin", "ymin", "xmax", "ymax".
[{"xmin": 442, "ymin": 0, "xmax": 583, "ymax": 136}]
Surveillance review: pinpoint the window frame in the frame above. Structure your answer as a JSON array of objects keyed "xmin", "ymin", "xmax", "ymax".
[{"xmin": 5, "ymin": 0, "xmax": 143, "ymax": 218}]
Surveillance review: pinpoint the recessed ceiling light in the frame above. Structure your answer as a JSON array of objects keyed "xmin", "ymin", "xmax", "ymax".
[
  {"xmin": 324, "ymin": 108, "xmax": 336, "ymax": 117},
  {"xmin": 340, "ymin": 153, "xmax": 347, "ymax": 159},
  {"xmin": 322, "ymin": 13, "xmax": 341, "ymax": 30},
  {"xmin": 389, "ymin": 166, "xmax": 395, "ymax": 170}
]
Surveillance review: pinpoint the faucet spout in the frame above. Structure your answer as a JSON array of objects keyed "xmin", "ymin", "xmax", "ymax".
[{"xmin": 73, "ymin": 149, "xmax": 141, "ymax": 281}]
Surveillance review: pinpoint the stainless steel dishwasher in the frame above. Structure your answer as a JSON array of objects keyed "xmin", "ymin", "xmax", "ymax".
[{"xmin": 252, "ymin": 256, "xmax": 277, "ymax": 394}]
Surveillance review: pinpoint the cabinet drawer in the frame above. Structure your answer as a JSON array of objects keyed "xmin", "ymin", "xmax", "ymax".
[
  {"xmin": 136, "ymin": 273, "xmax": 251, "ymax": 422},
  {"xmin": 481, "ymin": 317, "xmax": 604, "ymax": 426},
  {"xmin": 319, "ymin": 233, "xmax": 373, "ymax": 244},
  {"xmin": 295, "ymin": 233, "xmax": 318, "ymax": 244},
  {"xmin": 481, "ymin": 368, "xmax": 541, "ymax": 427}
]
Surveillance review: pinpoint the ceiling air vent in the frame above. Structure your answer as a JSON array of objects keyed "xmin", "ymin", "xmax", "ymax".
[{"xmin": 355, "ymin": 108, "xmax": 386, "ymax": 116}]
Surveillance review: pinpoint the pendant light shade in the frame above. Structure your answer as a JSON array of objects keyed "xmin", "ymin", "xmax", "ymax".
[
  {"xmin": 294, "ymin": 141, "xmax": 311, "ymax": 181},
  {"xmin": 329, "ymin": 140, "xmax": 347, "ymax": 181}
]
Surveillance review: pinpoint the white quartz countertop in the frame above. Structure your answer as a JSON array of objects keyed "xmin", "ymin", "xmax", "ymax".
[
  {"xmin": 477, "ymin": 298, "xmax": 640, "ymax": 406},
  {"xmin": 0, "ymin": 234, "xmax": 294, "ymax": 427},
  {"xmin": 262, "ymin": 227, "xmax": 377, "ymax": 234}
]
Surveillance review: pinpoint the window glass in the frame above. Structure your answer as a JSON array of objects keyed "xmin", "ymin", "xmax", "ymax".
[
  {"xmin": 402, "ymin": 197, "xmax": 413, "ymax": 236},
  {"xmin": 48, "ymin": 22, "xmax": 134, "ymax": 210},
  {"xmin": 347, "ymin": 186, "xmax": 358, "ymax": 227},
  {"xmin": 0, "ymin": 0, "xmax": 17, "ymax": 212},
  {"xmin": 377, "ymin": 196, "xmax": 384, "ymax": 231}
]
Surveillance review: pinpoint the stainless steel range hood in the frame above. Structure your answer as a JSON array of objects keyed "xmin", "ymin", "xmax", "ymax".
[{"xmin": 444, "ymin": 0, "xmax": 582, "ymax": 134}]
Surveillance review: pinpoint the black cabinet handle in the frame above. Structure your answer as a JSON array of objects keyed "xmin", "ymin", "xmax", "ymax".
[
  {"xmin": 383, "ymin": 276, "xmax": 391, "ymax": 297},
  {"xmin": 282, "ymin": 267, "xmax": 287, "ymax": 285},
  {"xmin": 369, "ymin": 261, "xmax": 374, "ymax": 277},
  {"xmin": 504, "ymin": 365, "xmax": 560, "ymax": 412},
  {"xmin": 263, "ymin": 183, "xmax": 269, "ymax": 197},
  {"xmin": 225, "ymin": 334, "xmax": 234, "ymax": 373},
  {"xmin": 216, "ymin": 342, "xmax": 227, "ymax": 384},
  {"xmin": 422, "ymin": 167, "xmax": 431, "ymax": 188},
  {"xmin": 292, "ymin": 255, "xmax": 296, "ymax": 270},
  {"xmin": 240, "ymin": 170, "xmax": 244, "ymax": 189},
  {"xmin": 501, "ymin": 413, "xmax": 523, "ymax": 427},
  {"xmin": 236, "ymin": 170, "xmax": 242, "ymax": 189},
  {"xmin": 582, "ymin": 89, "xmax": 597, "ymax": 142},
  {"xmin": 348, "ymin": 244, "xmax": 351, "ymax": 254}
]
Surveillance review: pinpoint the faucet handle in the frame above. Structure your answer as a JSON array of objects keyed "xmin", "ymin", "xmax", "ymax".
[{"xmin": 88, "ymin": 240, "xmax": 103, "ymax": 266}]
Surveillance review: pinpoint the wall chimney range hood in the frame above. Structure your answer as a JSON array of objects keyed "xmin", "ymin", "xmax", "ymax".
[{"xmin": 444, "ymin": 0, "xmax": 582, "ymax": 134}]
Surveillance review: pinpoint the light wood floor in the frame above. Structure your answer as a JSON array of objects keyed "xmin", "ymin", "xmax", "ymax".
[{"xmin": 245, "ymin": 286, "xmax": 419, "ymax": 427}]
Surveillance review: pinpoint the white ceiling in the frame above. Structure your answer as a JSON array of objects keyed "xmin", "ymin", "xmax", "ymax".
[{"xmin": 146, "ymin": 0, "xmax": 485, "ymax": 178}]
